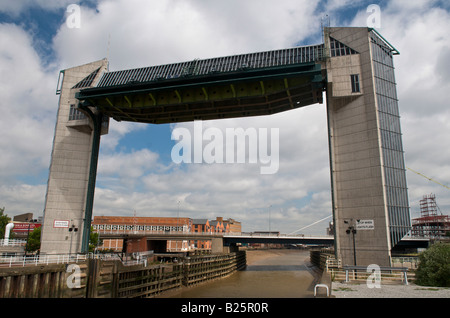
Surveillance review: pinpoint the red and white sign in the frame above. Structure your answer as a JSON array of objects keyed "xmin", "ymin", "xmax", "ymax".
[{"xmin": 12, "ymin": 223, "xmax": 41, "ymax": 233}]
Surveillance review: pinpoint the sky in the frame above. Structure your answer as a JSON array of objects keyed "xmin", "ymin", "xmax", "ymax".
[{"xmin": 1, "ymin": 0, "xmax": 450, "ymax": 235}]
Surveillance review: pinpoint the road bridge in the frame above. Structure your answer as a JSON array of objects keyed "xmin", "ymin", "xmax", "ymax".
[
  {"xmin": 97, "ymin": 230, "xmax": 334, "ymax": 244},
  {"xmin": 225, "ymin": 233, "xmax": 333, "ymax": 246},
  {"xmin": 95, "ymin": 229, "xmax": 429, "ymax": 251}
]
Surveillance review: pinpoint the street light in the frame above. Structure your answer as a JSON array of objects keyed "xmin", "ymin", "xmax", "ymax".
[
  {"xmin": 25, "ymin": 217, "xmax": 31, "ymax": 256},
  {"xmin": 344, "ymin": 220, "xmax": 358, "ymax": 266},
  {"xmin": 69, "ymin": 223, "xmax": 78, "ymax": 255}
]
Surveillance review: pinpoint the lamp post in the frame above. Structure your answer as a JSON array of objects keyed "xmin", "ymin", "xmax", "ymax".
[
  {"xmin": 69, "ymin": 223, "xmax": 78, "ymax": 256},
  {"xmin": 25, "ymin": 217, "xmax": 31, "ymax": 256},
  {"xmin": 344, "ymin": 220, "xmax": 357, "ymax": 266}
]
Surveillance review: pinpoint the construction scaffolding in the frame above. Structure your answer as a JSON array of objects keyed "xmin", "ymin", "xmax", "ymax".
[{"xmin": 411, "ymin": 194, "xmax": 450, "ymax": 239}]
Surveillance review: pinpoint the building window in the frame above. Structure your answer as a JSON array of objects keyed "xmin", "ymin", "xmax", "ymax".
[
  {"xmin": 69, "ymin": 104, "xmax": 86, "ymax": 121},
  {"xmin": 351, "ymin": 74, "xmax": 360, "ymax": 93},
  {"xmin": 330, "ymin": 37, "xmax": 358, "ymax": 57}
]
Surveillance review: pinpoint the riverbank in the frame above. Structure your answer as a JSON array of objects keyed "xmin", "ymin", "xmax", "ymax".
[
  {"xmin": 332, "ymin": 281, "xmax": 450, "ymax": 298},
  {"xmin": 241, "ymin": 249, "xmax": 450, "ymax": 298}
]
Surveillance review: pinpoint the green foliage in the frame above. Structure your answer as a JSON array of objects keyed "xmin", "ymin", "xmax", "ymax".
[
  {"xmin": 89, "ymin": 227, "xmax": 102, "ymax": 253},
  {"xmin": 24, "ymin": 226, "xmax": 102, "ymax": 254},
  {"xmin": 26, "ymin": 226, "xmax": 41, "ymax": 253},
  {"xmin": 415, "ymin": 243, "xmax": 450, "ymax": 287}
]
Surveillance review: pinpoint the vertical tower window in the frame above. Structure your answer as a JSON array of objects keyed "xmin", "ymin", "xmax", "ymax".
[
  {"xmin": 69, "ymin": 104, "xmax": 86, "ymax": 121},
  {"xmin": 351, "ymin": 74, "xmax": 360, "ymax": 93}
]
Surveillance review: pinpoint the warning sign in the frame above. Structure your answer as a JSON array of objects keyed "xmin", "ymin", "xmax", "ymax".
[
  {"xmin": 356, "ymin": 219, "xmax": 374, "ymax": 230},
  {"xmin": 53, "ymin": 220, "xmax": 69, "ymax": 228}
]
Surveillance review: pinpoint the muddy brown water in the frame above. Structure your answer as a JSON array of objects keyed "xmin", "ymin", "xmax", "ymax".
[{"xmin": 159, "ymin": 249, "xmax": 320, "ymax": 298}]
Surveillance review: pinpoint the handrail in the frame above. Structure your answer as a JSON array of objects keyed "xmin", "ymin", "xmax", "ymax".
[
  {"xmin": 0, "ymin": 252, "xmax": 144, "ymax": 268},
  {"xmin": 342, "ymin": 265, "xmax": 409, "ymax": 285},
  {"xmin": 0, "ymin": 239, "xmax": 27, "ymax": 247}
]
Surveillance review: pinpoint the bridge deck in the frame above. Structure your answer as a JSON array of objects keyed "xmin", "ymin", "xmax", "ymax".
[
  {"xmin": 75, "ymin": 45, "xmax": 326, "ymax": 124},
  {"xmin": 96, "ymin": 230, "xmax": 429, "ymax": 249},
  {"xmin": 97, "ymin": 230, "xmax": 334, "ymax": 245}
]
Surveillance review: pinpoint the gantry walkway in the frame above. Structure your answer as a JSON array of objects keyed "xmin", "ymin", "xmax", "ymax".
[{"xmin": 75, "ymin": 44, "xmax": 326, "ymax": 124}]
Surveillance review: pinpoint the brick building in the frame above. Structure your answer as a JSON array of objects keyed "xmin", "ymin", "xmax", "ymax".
[
  {"xmin": 222, "ymin": 218, "xmax": 241, "ymax": 233},
  {"xmin": 93, "ymin": 216, "xmax": 192, "ymax": 252},
  {"xmin": 92, "ymin": 215, "xmax": 241, "ymax": 253}
]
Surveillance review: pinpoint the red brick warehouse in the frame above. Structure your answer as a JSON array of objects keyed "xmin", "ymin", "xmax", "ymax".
[{"xmin": 92, "ymin": 216, "xmax": 241, "ymax": 253}]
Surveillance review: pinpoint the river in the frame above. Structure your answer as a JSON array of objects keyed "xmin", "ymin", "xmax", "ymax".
[{"xmin": 159, "ymin": 249, "xmax": 320, "ymax": 298}]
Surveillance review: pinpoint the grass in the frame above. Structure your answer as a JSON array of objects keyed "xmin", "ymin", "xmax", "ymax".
[
  {"xmin": 414, "ymin": 287, "xmax": 442, "ymax": 291},
  {"xmin": 333, "ymin": 287, "xmax": 356, "ymax": 292}
]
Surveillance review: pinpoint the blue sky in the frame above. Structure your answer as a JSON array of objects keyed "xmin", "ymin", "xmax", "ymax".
[{"xmin": 1, "ymin": 0, "xmax": 450, "ymax": 234}]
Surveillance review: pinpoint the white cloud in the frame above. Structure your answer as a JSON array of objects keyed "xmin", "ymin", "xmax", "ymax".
[
  {"xmin": 97, "ymin": 148, "xmax": 161, "ymax": 190},
  {"xmin": 100, "ymin": 121, "xmax": 147, "ymax": 151},
  {"xmin": 52, "ymin": 0, "xmax": 320, "ymax": 70},
  {"xmin": 0, "ymin": 23, "xmax": 58, "ymax": 181},
  {"xmin": 0, "ymin": 184, "xmax": 47, "ymax": 215}
]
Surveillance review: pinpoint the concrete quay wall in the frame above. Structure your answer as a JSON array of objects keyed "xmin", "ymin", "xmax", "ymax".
[{"xmin": 0, "ymin": 251, "xmax": 246, "ymax": 298}]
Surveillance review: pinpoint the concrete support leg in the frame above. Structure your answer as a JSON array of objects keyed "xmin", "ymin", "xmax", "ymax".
[{"xmin": 211, "ymin": 237, "xmax": 224, "ymax": 254}]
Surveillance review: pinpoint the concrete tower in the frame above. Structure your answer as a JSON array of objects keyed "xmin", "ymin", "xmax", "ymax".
[
  {"xmin": 40, "ymin": 59, "xmax": 109, "ymax": 255},
  {"xmin": 324, "ymin": 27, "xmax": 410, "ymax": 266}
]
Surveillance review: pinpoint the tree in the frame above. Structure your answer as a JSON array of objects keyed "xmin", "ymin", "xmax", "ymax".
[
  {"xmin": 415, "ymin": 243, "xmax": 450, "ymax": 287},
  {"xmin": 89, "ymin": 226, "xmax": 102, "ymax": 253},
  {"xmin": 26, "ymin": 226, "xmax": 41, "ymax": 253},
  {"xmin": 24, "ymin": 226, "xmax": 102, "ymax": 254}
]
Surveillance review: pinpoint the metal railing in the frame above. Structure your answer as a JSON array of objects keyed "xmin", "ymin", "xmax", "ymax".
[
  {"xmin": 224, "ymin": 232, "xmax": 333, "ymax": 238},
  {"xmin": 0, "ymin": 239, "xmax": 27, "ymax": 247},
  {"xmin": 343, "ymin": 265, "xmax": 410, "ymax": 285},
  {"xmin": 0, "ymin": 252, "xmax": 150, "ymax": 268},
  {"xmin": 391, "ymin": 256, "xmax": 419, "ymax": 269},
  {"xmin": 0, "ymin": 254, "xmax": 87, "ymax": 268},
  {"xmin": 96, "ymin": 44, "xmax": 325, "ymax": 88}
]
